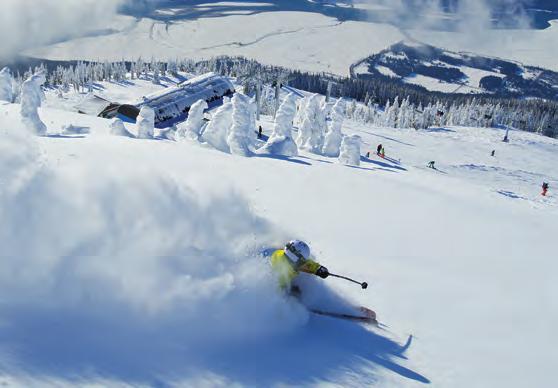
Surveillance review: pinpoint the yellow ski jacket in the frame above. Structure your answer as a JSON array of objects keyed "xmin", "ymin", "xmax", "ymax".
[{"xmin": 270, "ymin": 249, "xmax": 322, "ymax": 288}]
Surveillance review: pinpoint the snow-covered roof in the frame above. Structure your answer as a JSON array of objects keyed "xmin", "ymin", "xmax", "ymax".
[{"xmin": 136, "ymin": 72, "xmax": 235, "ymax": 125}]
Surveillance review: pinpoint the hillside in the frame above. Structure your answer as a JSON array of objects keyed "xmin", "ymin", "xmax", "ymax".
[
  {"xmin": 352, "ymin": 41, "xmax": 558, "ymax": 99},
  {"xmin": 1, "ymin": 77, "xmax": 557, "ymax": 387}
]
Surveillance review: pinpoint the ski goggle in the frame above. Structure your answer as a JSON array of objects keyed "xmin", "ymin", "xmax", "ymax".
[{"xmin": 285, "ymin": 243, "xmax": 306, "ymax": 265}]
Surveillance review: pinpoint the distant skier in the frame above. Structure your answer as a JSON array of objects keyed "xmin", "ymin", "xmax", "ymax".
[
  {"xmin": 427, "ymin": 161, "xmax": 435, "ymax": 169},
  {"xmin": 376, "ymin": 144, "xmax": 382, "ymax": 156},
  {"xmin": 491, "ymin": 150, "xmax": 495, "ymax": 157},
  {"xmin": 380, "ymin": 146, "xmax": 385, "ymax": 158},
  {"xmin": 542, "ymin": 182, "xmax": 549, "ymax": 196},
  {"xmin": 366, "ymin": 151, "xmax": 370, "ymax": 158},
  {"xmin": 258, "ymin": 125, "xmax": 263, "ymax": 139},
  {"xmin": 270, "ymin": 240, "xmax": 329, "ymax": 293}
]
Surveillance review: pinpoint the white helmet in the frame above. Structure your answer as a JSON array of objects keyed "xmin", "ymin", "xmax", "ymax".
[{"xmin": 284, "ymin": 240, "xmax": 310, "ymax": 264}]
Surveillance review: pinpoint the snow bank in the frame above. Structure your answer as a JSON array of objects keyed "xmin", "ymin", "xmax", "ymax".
[
  {"xmin": 0, "ymin": 67, "xmax": 13, "ymax": 102},
  {"xmin": 201, "ymin": 100, "xmax": 233, "ymax": 153},
  {"xmin": 109, "ymin": 118, "xmax": 133, "ymax": 137},
  {"xmin": 177, "ymin": 99, "xmax": 208, "ymax": 141},
  {"xmin": 227, "ymin": 93, "xmax": 254, "ymax": 156},
  {"xmin": 322, "ymin": 98, "xmax": 345, "ymax": 157},
  {"xmin": 136, "ymin": 105, "xmax": 155, "ymax": 139},
  {"xmin": 259, "ymin": 93, "xmax": 298, "ymax": 157},
  {"xmin": 20, "ymin": 72, "xmax": 47, "ymax": 135},
  {"xmin": 0, "ymin": 127, "xmax": 308, "ymax": 383},
  {"xmin": 338, "ymin": 135, "xmax": 361, "ymax": 166}
]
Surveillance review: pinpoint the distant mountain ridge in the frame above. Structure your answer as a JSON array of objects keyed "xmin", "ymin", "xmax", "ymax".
[{"xmin": 352, "ymin": 41, "xmax": 558, "ymax": 100}]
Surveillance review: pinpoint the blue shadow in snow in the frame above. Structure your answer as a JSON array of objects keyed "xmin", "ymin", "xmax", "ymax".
[
  {"xmin": 255, "ymin": 153, "xmax": 312, "ymax": 166},
  {"xmin": 421, "ymin": 127, "xmax": 456, "ymax": 133},
  {"xmin": 44, "ymin": 134, "xmax": 87, "ymax": 139},
  {"xmin": 362, "ymin": 157, "xmax": 407, "ymax": 172},
  {"xmin": 0, "ymin": 303, "xmax": 430, "ymax": 386},
  {"xmin": 360, "ymin": 130, "xmax": 415, "ymax": 147},
  {"xmin": 497, "ymin": 190, "xmax": 527, "ymax": 200},
  {"xmin": 208, "ymin": 316, "xmax": 431, "ymax": 386}
]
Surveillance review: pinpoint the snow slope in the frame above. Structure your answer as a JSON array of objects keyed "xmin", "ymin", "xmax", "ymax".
[{"xmin": 0, "ymin": 88, "xmax": 557, "ymax": 386}]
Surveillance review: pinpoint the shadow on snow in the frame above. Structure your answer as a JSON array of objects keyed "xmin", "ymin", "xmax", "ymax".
[{"xmin": 0, "ymin": 304, "xmax": 430, "ymax": 386}]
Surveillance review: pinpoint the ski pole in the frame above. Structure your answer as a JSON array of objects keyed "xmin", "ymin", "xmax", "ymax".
[{"xmin": 329, "ymin": 273, "xmax": 368, "ymax": 289}]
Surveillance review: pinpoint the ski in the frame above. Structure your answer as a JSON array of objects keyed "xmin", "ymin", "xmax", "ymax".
[{"xmin": 309, "ymin": 306, "xmax": 378, "ymax": 325}]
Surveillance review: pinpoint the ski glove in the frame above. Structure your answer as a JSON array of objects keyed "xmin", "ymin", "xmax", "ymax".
[{"xmin": 316, "ymin": 266, "xmax": 329, "ymax": 279}]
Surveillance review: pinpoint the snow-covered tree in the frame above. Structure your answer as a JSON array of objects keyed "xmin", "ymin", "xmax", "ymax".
[
  {"xmin": 227, "ymin": 93, "xmax": 254, "ymax": 156},
  {"xmin": 110, "ymin": 118, "xmax": 133, "ymax": 137},
  {"xmin": 20, "ymin": 72, "xmax": 47, "ymax": 135},
  {"xmin": 297, "ymin": 94, "xmax": 326, "ymax": 153},
  {"xmin": 338, "ymin": 135, "xmax": 361, "ymax": 166},
  {"xmin": 322, "ymin": 98, "xmax": 345, "ymax": 157},
  {"xmin": 0, "ymin": 67, "xmax": 13, "ymax": 102},
  {"xmin": 384, "ymin": 96, "xmax": 399, "ymax": 127},
  {"xmin": 201, "ymin": 100, "xmax": 233, "ymax": 153},
  {"xmin": 136, "ymin": 105, "xmax": 155, "ymax": 139},
  {"xmin": 259, "ymin": 93, "xmax": 298, "ymax": 156},
  {"xmin": 177, "ymin": 99, "xmax": 208, "ymax": 141}
]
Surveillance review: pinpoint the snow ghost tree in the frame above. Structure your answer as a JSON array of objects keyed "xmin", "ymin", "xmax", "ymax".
[
  {"xmin": 322, "ymin": 98, "xmax": 345, "ymax": 157},
  {"xmin": 0, "ymin": 67, "xmax": 13, "ymax": 102},
  {"xmin": 227, "ymin": 93, "xmax": 254, "ymax": 157},
  {"xmin": 338, "ymin": 135, "xmax": 361, "ymax": 166},
  {"xmin": 20, "ymin": 71, "xmax": 47, "ymax": 135},
  {"xmin": 136, "ymin": 105, "xmax": 155, "ymax": 139},
  {"xmin": 201, "ymin": 100, "xmax": 233, "ymax": 153},
  {"xmin": 178, "ymin": 99, "xmax": 208, "ymax": 141},
  {"xmin": 110, "ymin": 118, "xmax": 133, "ymax": 137},
  {"xmin": 259, "ymin": 93, "xmax": 298, "ymax": 157},
  {"xmin": 297, "ymin": 94, "xmax": 327, "ymax": 154}
]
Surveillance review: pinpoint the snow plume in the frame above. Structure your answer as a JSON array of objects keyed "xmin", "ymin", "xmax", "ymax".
[
  {"xmin": 228, "ymin": 93, "xmax": 255, "ymax": 157},
  {"xmin": 0, "ymin": 127, "xmax": 308, "ymax": 384},
  {"xmin": 259, "ymin": 93, "xmax": 298, "ymax": 157},
  {"xmin": 0, "ymin": 0, "xmax": 125, "ymax": 59},
  {"xmin": 201, "ymin": 100, "xmax": 233, "ymax": 153}
]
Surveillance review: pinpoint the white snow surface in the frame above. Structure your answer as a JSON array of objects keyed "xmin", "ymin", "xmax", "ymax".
[{"xmin": 0, "ymin": 82, "xmax": 557, "ymax": 387}]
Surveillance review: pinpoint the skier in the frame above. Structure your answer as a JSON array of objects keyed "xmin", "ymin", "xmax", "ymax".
[
  {"xmin": 428, "ymin": 161, "xmax": 435, "ymax": 169},
  {"xmin": 270, "ymin": 240, "xmax": 329, "ymax": 293},
  {"xmin": 258, "ymin": 125, "xmax": 263, "ymax": 139},
  {"xmin": 380, "ymin": 146, "xmax": 385, "ymax": 158},
  {"xmin": 491, "ymin": 150, "xmax": 495, "ymax": 157},
  {"xmin": 542, "ymin": 182, "xmax": 549, "ymax": 196},
  {"xmin": 366, "ymin": 151, "xmax": 370, "ymax": 158},
  {"xmin": 376, "ymin": 144, "xmax": 382, "ymax": 155}
]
